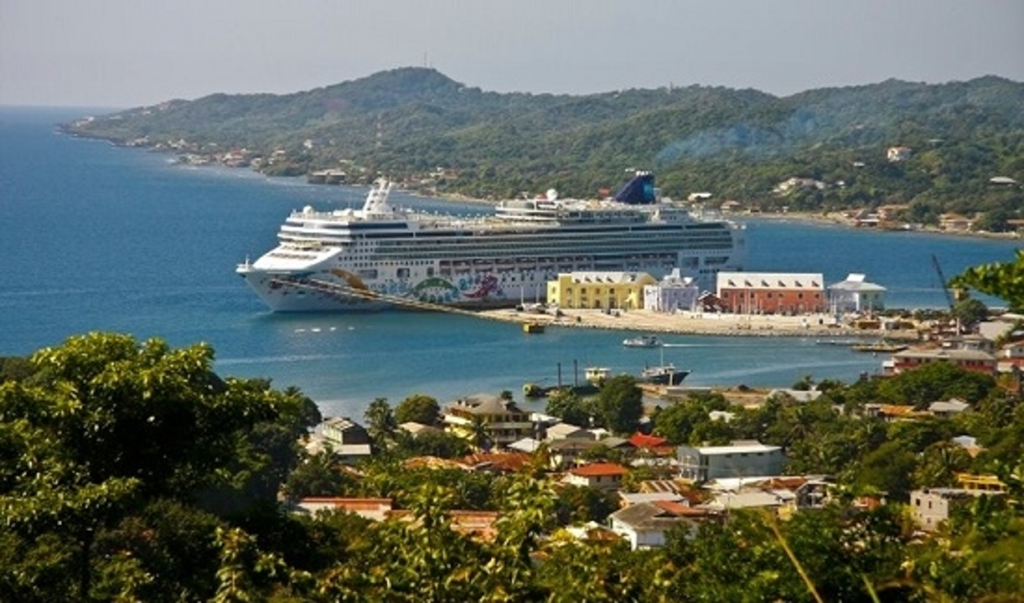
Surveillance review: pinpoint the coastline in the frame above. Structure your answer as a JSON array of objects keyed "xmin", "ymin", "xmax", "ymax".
[
  {"xmin": 410, "ymin": 187, "xmax": 1021, "ymax": 243},
  {"xmin": 740, "ymin": 210, "xmax": 1022, "ymax": 242}
]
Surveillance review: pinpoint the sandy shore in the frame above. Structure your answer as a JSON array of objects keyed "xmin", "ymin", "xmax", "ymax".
[
  {"xmin": 697, "ymin": 210, "xmax": 1018, "ymax": 242},
  {"xmin": 478, "ymin": 307, "xmax": 919, "ymax": 340}
]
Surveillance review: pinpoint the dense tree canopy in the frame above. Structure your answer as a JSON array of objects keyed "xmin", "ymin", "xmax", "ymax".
[
  {"xmin": 0, "ymin": 333, "xmax": 318, "ymax": 600},
  {"xmin": 65, "ymin": 68, "xmax": 1024, "ymax": 225},
  {"xmin": 653, "ymin": 393, "xmax": 731, "ymax": 445},
  {"xmin": 596, "ymin": 375, "xmax": 644, "ymax": 435},
  {"xmin": 545, "ymin": 388, "xmax": 593, "ymax": 427},
  {"xmin": 394, "ymin": 393, "xmax": 441, "ymax": 426},
  {"xmin": 951, "ymin": 297, "xmax": 990, "ymax": 328},
  {"xmin": 3, "ymin": 327, "xmax": 1024, "ymax": 600},
  {"xmin": 875, "ymin": 361, "xmax": 996, "ymax": 409}
]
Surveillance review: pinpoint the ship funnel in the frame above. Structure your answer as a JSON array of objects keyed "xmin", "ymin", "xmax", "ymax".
[{"xmin": 613, "ymin": 171, "xmax": 657, "ymax": 205}]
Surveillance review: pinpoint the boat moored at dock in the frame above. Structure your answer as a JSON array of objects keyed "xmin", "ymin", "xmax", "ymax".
[{"xmin": 237, "ymin": 172, "xmax": 745, "ymax": 312}]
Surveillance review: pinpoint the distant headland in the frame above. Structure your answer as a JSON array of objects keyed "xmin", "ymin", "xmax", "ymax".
[{"xmin": 61, "ymin": 67, "xmax": 1024, "ymax": 235}]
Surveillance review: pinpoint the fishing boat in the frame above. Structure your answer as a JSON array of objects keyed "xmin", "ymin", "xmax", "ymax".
[
  {"xmin": 637, "ymin": 342, "xmax": 690, "ymax": 385},
  {"xmin": 639, "ymin": 364, "xmax": 691, "ymax": 386}
]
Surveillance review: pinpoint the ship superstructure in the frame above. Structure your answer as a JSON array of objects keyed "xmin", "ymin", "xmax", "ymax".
[{"xmin": 237, "ymin": 173, "xmax": 746, "ymax": 311}]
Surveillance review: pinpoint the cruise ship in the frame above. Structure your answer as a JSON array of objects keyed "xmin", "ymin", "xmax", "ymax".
[{"xmin": 237, "ymin": 172, "xmax": 745, "ymax": 312}]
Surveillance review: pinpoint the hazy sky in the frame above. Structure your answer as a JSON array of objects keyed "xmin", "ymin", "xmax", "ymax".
[{"xmin": 2, "ymin": 0, "xmax": 1022, "ymax": 108}]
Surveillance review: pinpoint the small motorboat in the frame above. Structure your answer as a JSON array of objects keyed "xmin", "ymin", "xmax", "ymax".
[{"xmin": 622, "ymin": 335, "xmax": 660, "ymax": 348}]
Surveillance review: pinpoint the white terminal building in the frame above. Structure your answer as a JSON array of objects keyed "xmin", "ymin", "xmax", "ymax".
[
  {"xmin": 643, "ymin": 268, "xmax": 700, "ymax": 313},
  {"xmin": 828, "ymin": 273, "xmax": 886, "ymax": 313}
]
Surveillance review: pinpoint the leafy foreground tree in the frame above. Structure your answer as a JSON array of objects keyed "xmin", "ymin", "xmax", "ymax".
[
  {"xmin": 197, "ymin": 486, "xmax": 1024, "ymax": 602},
  {"xmin": 951, "ymin": 249, "xmax": 1024, "ymax": 312},
  {"xmin": 0, "ymin": 332, "xmax": 318, "ymax": 601},
  {"xmin": 661, "ymin": 506, "xmax": 914, "ymax": 601}
]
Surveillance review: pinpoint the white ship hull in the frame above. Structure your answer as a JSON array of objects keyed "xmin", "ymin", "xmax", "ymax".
[{"xmin": 237, "ymin": 176, "xmax": 745, "ymax": 312}]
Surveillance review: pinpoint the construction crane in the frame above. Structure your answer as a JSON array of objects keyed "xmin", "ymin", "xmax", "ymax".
[{"xmin": 931, "ymin": 254, "xmax": 955, "ymax": 310}]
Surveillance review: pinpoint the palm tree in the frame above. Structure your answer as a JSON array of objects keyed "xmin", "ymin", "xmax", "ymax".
[
  {"xmin": 365, "ymin": 397, "xmax": 397, "ymax": 449},
  {"xmin": 784, "ymin": 405, "xmax": 816, "ymax": 448},
  {"xmin": 914, "ymin": 442, "xmax": 969, "ymax": 488},
  {"xmin": 468, "ymin": 415, "xmax": 492, "ymax": 451}
]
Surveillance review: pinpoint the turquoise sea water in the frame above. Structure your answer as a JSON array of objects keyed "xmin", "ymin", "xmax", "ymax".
[{"xmin": 1, "ymin": 107, "xmax": 1020, "ymax": 418}]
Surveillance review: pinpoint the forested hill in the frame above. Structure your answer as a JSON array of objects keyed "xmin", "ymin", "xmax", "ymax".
[{"xmin": 64, "ymin": 67, "xmax": 1024, "ymax": 227}]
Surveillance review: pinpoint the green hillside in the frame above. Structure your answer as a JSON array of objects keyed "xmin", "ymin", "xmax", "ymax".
[{"xmin": 64, "ymin": 67, "xmax": 1024, "ymax": 228}]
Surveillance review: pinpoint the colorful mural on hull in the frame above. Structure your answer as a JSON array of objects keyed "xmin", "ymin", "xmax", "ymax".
[
  {"xmin": 260, "ymin": 262, "xmax": 544, "ymax": 307},
  {"xmin": 464, "ymin": 275, "xmax": 500, "ymax": 299},
  {"xmin": 330, "ymin": 269, "xmax": 369, "ymax": 291},
  {"xmin": 411, "ymin": 277, "xmax": 462, "ymax": 304},
  {"xmin": 259, "ymin": 268, "xmax": 524, "ymax": 309},
  {"xmin": 376, "ymin": 272, "xmax": 508, "ymax": 305}
]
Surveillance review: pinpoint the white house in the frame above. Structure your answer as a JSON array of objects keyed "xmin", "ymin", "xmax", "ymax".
[
  {"xmin": 399, "ymin": 421, "xmax": 441, "ymax": 436},
  {"xmin": 310, "ymin": 417, "xmax": 373, "ymax": 462},
  {"xmin": 545, "ymin": 422, "xmax": 593, "ymax": 441},
  {"xmin": 618, "ymin": 491, "xmax": 687, "ymax": 507},
  {"xmin": 608, "ymin": 501, "xmax": 704, "ymax": 549},
  {"xmin": 507, "ymin": 437, "xmax": 543, "ymax": 454},
  {"xmin": 910, "ymin": 488, "xmax": 983, "ymax": 532},
  {"xmin": 767, "ymin": 388, "xmax": 824, "ymax": 404},
  {"xmin": 547, "ymin": 439, "xmax": 600, "ymax": 470},
  {"xmin": 563, "ymin": 462, "xmax": 628, "ymax": 491},
  {"xmin": 294, "ymin": 497, "xmax": 393, "ymax": 521},
  {"xmin": 677, "ymin": 441, "xmax": 785, "ymax": 483},
  {"xmin": 887, "ymin": 146, "xmax": 912, "ymax": 162},
  {"xmin": 318, "ymin": 417, "xmax": 370, "ymax": 446},
  {"xmin": 773, "ymin": 177, "xmax": 826, "ymax": 195},
  {"xmin": 928, "ymin": 398, "xmax": 970, "ymax": 418},
  {"xmin": 702, "ymin": 490, "xmax": 787, "ymax": 512},
  {"xmin": 1000, "ymin": 341, "xmax": 1024, "ymax": 360}
]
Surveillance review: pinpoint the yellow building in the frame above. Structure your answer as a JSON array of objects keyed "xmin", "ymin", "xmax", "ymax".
[
  {"xmin": 442, "ymin": 394, "xmax": 533, "ymax": 448},
  {"xmin": 547, "ymin": 271, "xmax": 656, "ymax": 310},
  {"xmin": 955, "ymin": 473, "xmax": 1006, "ymax": 493}
]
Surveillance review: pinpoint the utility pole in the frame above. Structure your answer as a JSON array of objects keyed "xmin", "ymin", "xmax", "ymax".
[{"xmin": 931, "ymin": 254, "xmax": 954, "ymax": 310}]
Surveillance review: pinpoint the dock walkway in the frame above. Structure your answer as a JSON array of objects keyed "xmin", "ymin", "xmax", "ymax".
[{"xmin": 478, "ymin": 308, "xmax": 920, "ymax": 340}]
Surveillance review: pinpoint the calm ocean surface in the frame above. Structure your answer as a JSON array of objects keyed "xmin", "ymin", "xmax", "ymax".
[{"xmin": 2, "ymin": 107, "xmax": 1020, "ymax": 418}]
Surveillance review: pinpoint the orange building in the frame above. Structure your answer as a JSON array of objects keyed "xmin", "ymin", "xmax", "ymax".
[{"xmin": 715, "ymin": 272, "xmax": 826, "ymax": 315}]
